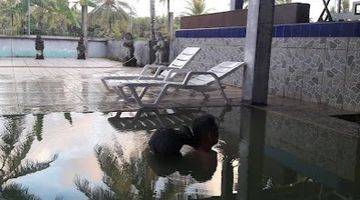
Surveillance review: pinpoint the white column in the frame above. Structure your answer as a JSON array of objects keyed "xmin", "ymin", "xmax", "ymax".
[{"xmin": 242, "ymin": 0, "xmax": 275, "ymax": 105}]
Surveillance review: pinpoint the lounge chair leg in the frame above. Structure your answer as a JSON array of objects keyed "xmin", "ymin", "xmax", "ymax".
[
  {"xmin": 139, "ymin": 87, "xmax": 149, "ymax": 100},
  {"xmin": 127, "ymin": 85, "xmax": 144, "ymax": 107},
  {"xmin": 101, "ymin": 78, "xmax": 113, "ymax": 92},
  {"xmin": 201, "ymin": 92, "xmax": 210, "ymax": 100},
  {"xmin": 154, "ymin": 84, "xmax": 171, "ymax": 105},
  {"xmin": 116, "ymin": 86, "xmax": 132, "ymax": 102},
  {"xmin": 216, "ymin": 81, "xmax": 229, "ymax": 104}
]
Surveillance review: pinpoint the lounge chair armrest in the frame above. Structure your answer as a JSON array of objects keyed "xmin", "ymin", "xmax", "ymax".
[
  {"xmin": 164, "ymin": 69, "xmax": 193, "ymax": 81},
  {"xmin": 139, "ymin": 64, "xmax": 164, "ymax": 76},
  {"xmin": 182, "ymin": 71, "xmax": 220, "ymax": 85},
  {"xmin": 152, "ymin": 66, "xmax": 189, "ymax": 78}
]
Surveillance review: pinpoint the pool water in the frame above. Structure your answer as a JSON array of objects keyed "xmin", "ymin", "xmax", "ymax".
[{"xmin": 0, "ymin": 106, "xmax": 358, "ymax": 199}]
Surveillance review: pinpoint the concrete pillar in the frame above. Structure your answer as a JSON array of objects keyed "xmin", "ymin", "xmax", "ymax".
[
  {"xmin": 242, "ymin": 0, "xmax": 275, "ymax": 105},
  {"xmin": 231, "ymin": 0, "xmax": 244, "ymax": 10},
  {"xmin": 237, "ymin": 106, "xmax": 266, "ymax": 200}
]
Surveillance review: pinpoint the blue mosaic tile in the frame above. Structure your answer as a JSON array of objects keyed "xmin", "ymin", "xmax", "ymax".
[
  {"xmin": 353, "ymin": 22, "xmax": 360, "ymax": 37},
  {"xmin": 276, "ymin": 25, "xmax": 285, "ymax": 37},
  {"xmin": 176, "ymin": 22, "xmax": 360, "ymax": 38},
  {"xmin": 291, "ymin": 25, "xmax": 302, "ymax": 37},
  {"xmin": 284, "ymin": 26, "xmax": 292, "ymax": 37},
  {"xmin": 341, "ymin": 23, "xmax": 355, "ymax": 37},
  {"xmin": 301, "ymin": 24, "xmax": 310, "ymax": 37}
]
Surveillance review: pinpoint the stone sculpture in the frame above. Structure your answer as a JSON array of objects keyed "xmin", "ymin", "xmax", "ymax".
[
  {"xmin": 123, "ymin": 32, "xmax": 137, "ymax": 67},
  {"xmin": 77, "ymin": 35, "xmax": 86, "ymax": 60},
  {"xmin": 35, "ymin": 34, "xmax": 44, "ymax": 60},
  {"xmin": 153, "ymin": 32, "xmax": 167, "ymax": 65}
]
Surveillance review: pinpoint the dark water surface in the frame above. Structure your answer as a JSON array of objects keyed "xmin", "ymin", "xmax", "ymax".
[{"xmin": 0, "ymin": 106, "xmax": 359, "ymax": 199}]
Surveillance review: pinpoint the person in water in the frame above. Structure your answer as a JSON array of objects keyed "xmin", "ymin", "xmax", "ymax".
[{"xmin": 148, "ymin": 114, "xmax": 219, "ymax": 156}]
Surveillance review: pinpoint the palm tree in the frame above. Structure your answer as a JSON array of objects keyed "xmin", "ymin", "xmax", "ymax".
[
  {"xmin": 242, "ymin": 0, "xmax": 291, "ymax": 8},
  {"xmin": 75, "ymin": 143, "xmax": 155, "ymax": 199},
  {"xmin": 72, "ymin": 0, "xmax": 96, "ymax": 47},
  {"xmin": 150, "ymin": 0, "xmax": 156, "ymax": 39},
  {"xmin": 0, "ymin": 116, "xmax": 57, "ymax": 199},
  {"xmin": 342, "ymin": 0, "xmax": 350, "ymax": 12},
  {"xmin": 89, "ymin": 0, "xmax": 131, "ymax": 36},
  {"xmin": 32, "ymin": 114, "xmax": 44, "ymax": 141},
  {"xmin": 0, "ymin": 0, "xmax": 77, "ymax": 35},
  {"xmin": 64, "ymin": 113, "xmax": 73, "ymax": 125},
  {"xmin": 159, "ymin": 0, "xmax": 172, "ymax": 35},
  {"xmin": 184, "ymin": 0, "xmax": 209, "ymax": 16}
]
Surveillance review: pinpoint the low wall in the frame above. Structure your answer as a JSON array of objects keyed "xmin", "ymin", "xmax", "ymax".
[
  {"xmin": 107, "ymin": 40, "xmax": 149, "ymax": 66},
  {"xmin": 181, "ymin": 3, "xmax": 310, "ymax": 29},
  {"xmin": 0, "ymin": 35, "xmax": 107, "ymax": 58},
  {"xmin": 173, "ymin": 21, "xmax": 360, "ymax": 112}
]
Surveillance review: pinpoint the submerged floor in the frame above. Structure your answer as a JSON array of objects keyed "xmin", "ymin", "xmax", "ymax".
[
  {"xmin": 0, "ymin": 58, "xmax": 242, "ymax": 115},
  {"xmin": 0, "ymin": 105, "xmax": 359, "ymax": 199},
  {"xmin": 0, "ymin": 58, "xmax": 359, "ymax": 199}
]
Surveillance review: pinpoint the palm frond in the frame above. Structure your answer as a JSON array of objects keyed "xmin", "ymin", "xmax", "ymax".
[
  {"xmin": 2, "ymin": 183, "xmax": 40, "ymax": 200},
  {"xmin": 75, "ymin": 177, "xmax": 117, "ymax": 200},
  {"xmin": 64, "ymin": 113, "xmax": 73, "ymax": 125},
  {"xmin": 4, "ymin": 154, "xmax": 58, "ymax": 182},
  {"xmin": 32, "ymin": 114, "xmax": 44, "ymax": 141},
  {"xmin": 0, "ymin": 117, "xmax": 25, "ymax": 171}
]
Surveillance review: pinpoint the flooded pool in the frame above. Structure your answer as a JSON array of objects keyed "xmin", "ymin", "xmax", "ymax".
[{"xmin": 0, "ymin": 106, "xmax": 358, "ymax": 199}]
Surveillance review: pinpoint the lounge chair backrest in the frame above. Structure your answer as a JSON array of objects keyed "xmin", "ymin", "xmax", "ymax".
[
  {"xmin": 188, "ymin": 61, "xmax": 245, "ymax": 86},
  {"xmin": 160, "ymin": 47, "xmax": 200, "ymax": 77}
]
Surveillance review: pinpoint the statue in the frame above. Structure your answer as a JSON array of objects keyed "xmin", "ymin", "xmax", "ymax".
[
  {"xmin": 153, "ymin": 32, "xmax": 167, "ymax": 65},
  {"xmin": 77, "ymin": 35, "xmax": 86, "ymax": 60},
  {"xmin": 123, "ymin": 32, "xmax": 137, "ymax": 67},
  {"xmin": 35, "ymin": 34, "xmax": 44, "ymax": 60}
]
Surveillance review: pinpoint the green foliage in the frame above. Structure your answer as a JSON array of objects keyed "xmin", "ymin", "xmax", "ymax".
[
  {"xmin": 64, "ymin": 113, "xmax": 73, "ymax": 125},
  {"xmin": 131, "ymin": 16, "xmax": 180, "ymax": 39},
  {"xmin": 0, "ymin": 116, "xmax": 58, "ymax": 198},
  {"xmin": 342, "ymin": 0, "xmax": 350, "ymax": 12},
  {"xmin": 2, "ymin": 183, "xmax": 41, "ymax": 200},
  {"xmin": 184, "ymin": 0, "xmax": 208, "ymax": 16},
  {"xmin": 33, "ymin": 114, "xmax": 44, "ymax": 141},
  {"xmin": 75, "ymin": 143, "xmax": 154, "ymax": 200},
  {"xmin": 242, "ymin": 0, "xmax": 292, "ymax": 8}
]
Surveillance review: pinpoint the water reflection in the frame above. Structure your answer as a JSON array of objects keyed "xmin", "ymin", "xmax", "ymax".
[
  {"xmin": 0, "ymin": 115, "xmax": 57, "ymax": 199},
  {"xmin": 237, "ymin": 106, "xmax": 360, "ymax": 200},
  {"xmin": 0, "ymin": 106, "xmax": 358, "ymax": 199},
  {"xmin": 33, "ymin": 114, "xmax": 44, "ymax": 141},
  {"xmin": 107, "ymin": 108, "xmax": 205, "ymax": 132},
  {"xmin": 146, "ymin": 149, "xmax": 218, "ymax": 183},
  {"xmin": 75, "ymin": 142, "xmax": 155, "ymax": 199}
]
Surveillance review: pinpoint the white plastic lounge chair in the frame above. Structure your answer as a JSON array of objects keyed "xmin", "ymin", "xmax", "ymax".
[
  {"xmin": 111, "ymin": 61, "xmax": 245, "ymax": 107},
  {"xmin": 101, "ymin": 47, "xmax": 201, "ymax": 91}
]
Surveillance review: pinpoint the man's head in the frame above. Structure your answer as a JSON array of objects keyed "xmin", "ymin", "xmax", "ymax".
[{"xmin": 191, "ymin": 114, "xmax": 219, "ymax": 151}]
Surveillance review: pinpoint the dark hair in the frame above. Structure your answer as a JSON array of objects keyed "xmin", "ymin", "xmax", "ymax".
[
  {"xmin": 148, "ymin": 114, "xmax": 218, "ymax": 156},
  {"xmin": 149, "ymin": 128, "xmax": 183, "ymax": 157},
  {"xmin": 190, "ymin": 114, "xmax": 219, "ymax": 149}
]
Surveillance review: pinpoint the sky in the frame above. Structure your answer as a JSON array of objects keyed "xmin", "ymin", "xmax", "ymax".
[{"xmin": 125, "ymin": 0, "xmax": 331, "ymax": 21}]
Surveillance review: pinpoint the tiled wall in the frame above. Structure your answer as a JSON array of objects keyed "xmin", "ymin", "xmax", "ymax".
[
  {"xmin": 172, "ymin": 37, "xmax": 360, "ymax": 112},
  {"xmin": 265, "ymin": 111, "xmax": 358, "ymax": 182},
  {"xmin": 0, "ymin": 36, "xmax": 107, "ymax": 58}
]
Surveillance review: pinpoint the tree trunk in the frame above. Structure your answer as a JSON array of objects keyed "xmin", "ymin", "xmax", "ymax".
[
  {"xmin": 150, "ymin": 0, "xmax": 155, "ymax": 39},
  {"xmin": 167, "ymin": 0, "xmax": 170, "ymax": 35},
  {"xmin": 81, "ymin": 5, "xmax": 88, "ymax": 58}
]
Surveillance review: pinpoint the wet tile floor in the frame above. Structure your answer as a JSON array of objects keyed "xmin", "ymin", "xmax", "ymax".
[
  {"xmin": 0, "ymin": 59, "xmax": 359, "ymax": 199},
  {"xmin": 0, "ymin": 58, "xmax": 242, "ymax": 115}
]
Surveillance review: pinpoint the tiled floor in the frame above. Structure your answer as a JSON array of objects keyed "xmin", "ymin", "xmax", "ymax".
[
  {"xmin": 0, "ymin": 58, "xmax": 243, "ymax": 115},
  {"xmin": 0, "ymin": 58, "xmax": 359, "ymax": 137}
]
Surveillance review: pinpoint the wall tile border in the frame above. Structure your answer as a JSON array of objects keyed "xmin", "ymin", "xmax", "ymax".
[{"xmin": 176, "ymin": 21, "xmax": 360, "ymax": 38}]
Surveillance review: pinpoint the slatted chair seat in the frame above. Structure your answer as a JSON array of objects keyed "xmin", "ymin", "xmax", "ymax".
[
  {"xmin": 110, "ymin": 61, "xmax": 246, "ymax": 107},
  {"xmin": 101, "ymin": 47, "xmax": 201, "ymax": 91}
]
